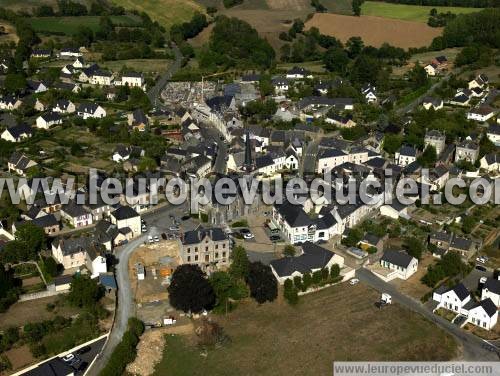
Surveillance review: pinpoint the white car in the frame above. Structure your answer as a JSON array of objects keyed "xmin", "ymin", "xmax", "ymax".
[
  {"xmin": 148, "ymin": 236, "xmax": 154, "ymax": 244},
  {"xmin": 243, "ymin": 232, "xmax": 254, "ymax": 240},
  {"xmin": 349, "ymin": 278, "xmax": 360, "ymax": 285},
  {"xmin": 476, "ymin": 256, "xmax": 486, "ymax": 264},
  {"xmin": 153, "ymin": 236, "xmax": 160, "ymax": 242},
  {"xmin": 62, "ymin": 354, "xmax": 75, "ymax": 362},
  {"xmin": 142, "ymin": 226, "xmax": 147, "ymax": 233},
  {"xmin": 169, "ymin": 225, "xmax": 180, "ymax": 232}
]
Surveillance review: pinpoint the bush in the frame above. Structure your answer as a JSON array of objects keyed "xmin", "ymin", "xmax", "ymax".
[{"xmin": 284, "ymin": 279, "xmax": 299, "ymax": 305}]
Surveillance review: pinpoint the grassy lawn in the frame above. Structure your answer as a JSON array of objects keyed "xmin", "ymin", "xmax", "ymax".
[
  {"xmin": 102, "ymin": 59, "xmax": 171, "ymax": 74},
  {"xmin": 110, "ymin": 0, "xmax": 204, "ymax": 29},
  {"xmin": 277, "ymin": 60, "xmax": 326, "ymax": 73},
  {"xmin": 154, "ymin": 284, "xmax": 458, "ymax": 375},
  {"xmin": 29, "ymin": 15, "xmax": 141, "ymax": 35},
  {"xmin": 361, "ymin": 1, "xmax": 482, "ymax": 23}
]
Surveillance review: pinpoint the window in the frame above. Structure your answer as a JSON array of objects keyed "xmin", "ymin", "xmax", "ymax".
[
  {"xmin": 205, "ymin": 246, "xmax": 209, "ymax": 252},
  {"xmin": 187, "ymin": 248, "xmax": 190, "ymax": 253},
  {"xmin": 215, "ymin": 244, "xmax": 218, "ymax": 250},
  {"xmin": 195, "ymin": 255, "xmax": 198, "ymax": 261},
  {"xmin": 223, "ymin": 252, "xmax": 226, "ymax": 258},
  {"xmin": 215, "ymin": 253, "xmax": 219, "ymax": 259},
  {"xmin": 223, "ymin": 244, "xmax": 226, "ymax": 249},
  {"xmin": 187, "ymin": 256, "xmax": 191, "ymax": 262}
]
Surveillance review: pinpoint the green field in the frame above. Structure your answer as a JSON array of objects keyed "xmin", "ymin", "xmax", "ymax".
[
  {"xmin": 29, "ymin": 15, "xmax": 141, "ymax": 35},
  {"xmin": 362, "ymin": 1, "xmax": 482, "ymax": 22},
  {"xmin": 110, "ymin": 0, "xmax": 205, "ymax": 29}
]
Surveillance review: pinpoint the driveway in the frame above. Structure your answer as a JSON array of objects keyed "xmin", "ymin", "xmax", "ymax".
[
  {"xmin": 356, "ymin": 268, "xmax": 499, "ymax": 361},
  {"xmin": 461, "ymin": 267, "xmax": 492, "ymax": 292}
]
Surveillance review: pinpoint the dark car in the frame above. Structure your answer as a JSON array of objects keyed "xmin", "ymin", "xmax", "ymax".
[
  {"xmin": 76, "ymin": 346, "xmax": 91, "ymax": 355},
  {"xmin": 239, "ymin": 228, "xmax": 250, "ymax": 235},
  {"xmin": 77, "ymin": 361, "xmax": 88, "ymax": 371},
  {"xmin": 475, "ymin": 265, "xmax": 487, "ymax": 272},
  {"xmin": 270, "ymin": 235, "xmax": 281, "ymax": 242},
  {"xmin": 181, "ymin": 215, "xmax": 190, "ymax": 221}
]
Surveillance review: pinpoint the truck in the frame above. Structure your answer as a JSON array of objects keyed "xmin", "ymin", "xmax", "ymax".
[{"xmin": 380, "ymin": 293, "xmax": 392, "ymax": 306}]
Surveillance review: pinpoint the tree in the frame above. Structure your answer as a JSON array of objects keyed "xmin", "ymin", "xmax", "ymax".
[
  {"xmin": 15, "ymin": 222, "xmax": 46, "ymax": 253},
  {"xmin": 417, "ymin": 145, "xmax": 437, "ymax": 168},
  {"xmin": 342, "ymin": 228, "xmax": 363, "ymax": 247},
  {"xmin": 284, "ymin": 279, "xmax": 299, "ymax": 305},
  {"xmin": 283, "ymin": 244, "xmax": 296, "ymax": 257},
  {"xmin": 4, "ymin": 73, "xmax": 26, "ymax": 94},
  {"xmin": 209, "ymin": 271, "xmax": 247, "ymax": 311},
  {"xmin": 67, "ymin": 274, "xmax": 104, "ymax": 310},
  {"xmin": 352, "ymin": 0, "xmax": 364, "ymax": 16},
  {"xmin": 408, "ymin": 64, "xmax": 429, "ymax": 89},
  {"xmin": 383, "ymin": 133, "xmax": 403, "ymax": 154},
  {"xmin": 404, "ymin": 237, "xmax": 424, "ymax": 260},
  {"xmin": 229, "ymin": 245, "xmax": 250, "ymax": 280},
  {"xmin": 346, "ymin": 37, "xmax": 364, "ymax": 59},
  {"xmin": 323, "ymin": 47, "xmax": 349, "ymax": 74},
  {"xmin": 462, "ymin": 216, "xmax": 476, "ymax": 234},
  {"xmin": 246, "ymin": 262, "xmax": 277, "ymax": 304},
  {"xmin": 259, "ymin": 74, "xmax": 274, "ymax": 97},
  {"xmin": 168, "ymin": 265, "xmax": 215, "ymax": 313},
  {"xmin": 330, "ymin": 264, "xmax": 340, "ymax": 279}
]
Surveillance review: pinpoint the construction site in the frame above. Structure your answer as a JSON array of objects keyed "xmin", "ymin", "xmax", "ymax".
[{"xmin": 128, "ymin": 239, "xmax": 181, "ymax": 326}]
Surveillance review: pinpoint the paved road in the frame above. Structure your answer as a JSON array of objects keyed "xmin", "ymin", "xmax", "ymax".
[
  {"xmin": 199, "ymin": 123, "xmax": 228, "ymax": 174},
  {"xmin": 147, "ymin": 43, "xmax": 183, "ymax": 107},
  {"xmin": 301, "ymin": 139, "xmax": 319, "ymax": 175},
  {"xmin": 356, "ymin": 268, "xmax": 499, "ymax": 361}
]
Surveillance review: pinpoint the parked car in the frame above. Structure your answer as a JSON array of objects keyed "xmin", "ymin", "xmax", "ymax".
[
  {"xmin": 476, "ymin": 265, "xmax": 487, "ymax": 272},
  {"xmin": 62, "ymin": 354, "xmax": 74, "ymax": 362},
  {"xmin": 243, "ymin": 232, "xmax": 254, "ymax": 240},
  {"xmin": 142, "ymin": 226, "xmax": 147, "ymax": 233},
  {"xmin": 76, "ymin": 361, "xmax": 88, "ymax": 371},
  {"xmin": 148, "ymin": 236, "xmax": 154, "ymax": 244},
  {"xmin": 169, "ymin": 225, "xmax": 180, "ymax": 231},
  {"xmin": 270, "ymin": 235, "xmax": 281, "ymax": 242},
  {"xmin": 476, "ymin": 256, "xmax": 486, "ymax": 264},
  {"xmin": 76, "ymin": 346, "xmax": 91, "ymax": 355},
  {"xmin": 181, "ymin": 215, "xmax": 190, "ymax": 221},
  {"xmin": 349, "ymin": 278, "xmax": 359, "ymax": 285},
  {"xmin": 161, "ymin": 233, "xmax": 168, "ymax": 240},
  {"xmin": 239, "ymin": 228, "xmax": 251, "ymax": 235},
  {"xmin": 153, "ymin": 236, "xmax": 160, "ymax": 242}
]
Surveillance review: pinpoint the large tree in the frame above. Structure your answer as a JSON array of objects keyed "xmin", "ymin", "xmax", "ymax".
[
  {"xmin": 67, "ymin": 274, "xmax": 104, "ymax": 309},
  {"xmin": 15, "ymin": 222, "xmax": 46, "ymax": 254},
  {"xmin": 229, "ymin": 245, "xmax": 250, "ymax": 280},
  {"xmin": 168, "ymin": 265, "xmax": 215, "ymax": 313},
  {"xmin": 246, "ymin": 262, "xmax": 277, "ymax": 304}
]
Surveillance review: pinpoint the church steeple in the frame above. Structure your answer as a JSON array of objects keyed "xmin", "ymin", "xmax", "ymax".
[{"xmin": 243, "ymin": 129, "xmax": 254, "ymax": 172}]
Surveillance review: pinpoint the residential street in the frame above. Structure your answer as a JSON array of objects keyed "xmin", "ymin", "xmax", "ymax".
[{"xmin": 356, "ymin": 268, "xmax": 499, "ymax": 361}]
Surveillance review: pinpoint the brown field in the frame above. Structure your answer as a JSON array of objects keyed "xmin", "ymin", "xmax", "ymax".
[
  {"xmin": 0, "ymin": 21, "xmax": 19, "ymax": 43},
  {"xmin": 305, "ymin": 13, "xmax": 443, "ymax": 48},
  {"xmin": 154, "ymin": 283, "xmax": 458, "ymax": 375},
  {"xmin": 0, "ymin": 296, "xmax": 80, "ymax": 330},
  {"xmin": 4, "ymin": 345, "xmax": 36, "ymax": 372},
  {"xmin": 266, "ymin": 0, "xmax": 311, "ymax": 10}
]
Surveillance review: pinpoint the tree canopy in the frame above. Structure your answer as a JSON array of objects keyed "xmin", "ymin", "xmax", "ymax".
[
  {"xmin": 168, "ymin": 264, "xmax": 215, "ymax": 313},
  {"xmin": 246, "ymin": 262, "xmax": 277, "ymax": 304}
]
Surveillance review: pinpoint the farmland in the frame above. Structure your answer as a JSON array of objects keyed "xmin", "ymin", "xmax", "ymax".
[
  {"xmin": 110, "ymin": 0, "xmax": 205, "ymax": 29},
  {"xmin": 28, "ymin": 15, "xmax": 141, "ymax": 35},
  {"xmin": 361, "ymin": 2, "xmax": 483, "ymax": 23},
  {"xmin": 305, "ymin": 13, "xmax": 443, "ymax": 48},
  {"xmin": 154, "ymin": 284, "xmax": 458, "ymax": 375}
]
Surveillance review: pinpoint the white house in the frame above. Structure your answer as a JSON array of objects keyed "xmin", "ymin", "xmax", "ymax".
[
  {"xmin": 482, "ymin": 277, "xmax": 500, "ymax": 307},
  {"xmin": 85, "ymin": 247, "xmax": 107, "ymax": 279},
  {"xmin": 52, "ymin": 99, "xmax": 76, "ymax": 114},
  {"xmin": 61, "ymin": 202, "xmax": 93, "ymax": 228},
  {"xmin": 272, "ymin": 77, "xmax": 289, "ymax": 93},
  {"xmin": 361, "ymin": 84, "xmax": 377, "ymax": 104},
  {"xmin": 36, "ymin": 113, "xmax": 63, "ymax": 129},
  {"xmin": 377, "ymin": 250, "xmax": 418, "ymax": 281},
  {"xmin": 116, "ymin": 71, "xmax": 145, "ymax": 89},
  {"xmin": 270, "ymin": 242, "xmax": 344, "ymax": 284},
  {"xmin": 90, "ymin": 70, "xmax": 113, "ymax": 86},
  {"xmin": 480, "ymin": 154, "xmax": 499, "ymax": 172},
  {"xmin": 486, "ymin": 125, "xmax": 500, "ymax": 146},
  {"xmin": 286, "ymin": 66, "xmax": 312, "ymax": 79},
  {"xmin": 395, "ymin": 145, "xmax": 417, "ymax": 167},
  {"xmin": 1, "ymin": 123, "xmax": 33, "ymax": 143},
  {"xmin": 422, "ymin": 96, "xmax": 443, "ymax": 111},
  {"xmin": 466, "ymin": 299, "xmax": 498, "ymax": 330},
  {"xmin": 316, "ymin": 149, "xmax": 348, "ymax": 174},
  {"xmin": 284, "ymin": 149, "xmax": 299, "ymax": 170},
  {"xmin": 77, "ymin": 103, "xmax": 106, "ymax": 119},
  {"xmin": 0, "ymin": 96, "xmax": 22, "ymax": 111},
  {"xmin": 467, "ymin": 106, "xmax": 496, "ymax": 122},
  {"xmin": 468, "ymin": 74, "xmax": 488, "ymax": 90},
  {"xmin": 424, "ymin": 63, "xmax": 438, "ymax": 76},
  {"xmin": 110, "ymin": 205, "xmax": 141, "ymax": 238},
  {"xmin": 60, "ymin": 47, "xmax": 83, "ymax": 58},
  {"xmin": 72, "ymin": 57, "xmax": 85, "ymax": 69},
  {"xmin": 8, "ymin": 152, "xmax": 37, "ymax": 176},
  {"xmin": 433, "ymin": 283, "xmax": 471, "ymax": 314}
]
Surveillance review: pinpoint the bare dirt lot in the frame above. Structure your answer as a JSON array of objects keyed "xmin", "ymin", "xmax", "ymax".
[
  {"xmin": 4, "ymin": 345, "xmax": 36, "ymax": 371},
  {"xmin": 392, "ymin": 254, "xmax": 435, "ymax": 299},
  {"xmin": 305, "ymin": 13, "xmax": 443, "ymax": 48}
]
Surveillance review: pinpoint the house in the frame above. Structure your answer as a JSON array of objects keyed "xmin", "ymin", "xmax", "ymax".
[
  {"xmin": 86, "ymin": 246, "xmax": 108, "ymax": 278},
  {"xmin": 52, "ymin": 99, "xmax": 76, "ymax": 114},
  {"xmin": 325, "ymin": 113, "xmax": 356, "ymax": 128},
  {"xmin": 358, "ymin": 233, "xmax": 384, "ymax": 252},
  {"xmin": 467, "ymin": 106, "xmax": 496, "ymax": 122},
  {"xmin": 34, "ymin": 98, "xmax": 49, "ymax": 112},
  {"xmin": 51, "ymin": 237, "xmax": 106, "ymax": 277},
  {"xmin": 481, "ymin": 277, "xmax": 500, "ymax": 307},
  {"xmin": 433, "ymin": 55, "xmax": 448, "ymax": 69},
  {"xmin": 429, "ymin": 231, "xmax": 452, "ymax": 257},
  {"xmin": 61, "ymin": 202, "xmax": 93, "ymax": 228},
  {"xmin": 424, "ymin": 130, "xmax": 446, "ymax": 156},
  {"xmin": 78, "ymin": 63, "xmax": 100, "ymax": 82},
  {"xmin": 128, "ymin": 109, "xmax": 149, "ymax": 131},
  {"xmin": 31, "ymin": 49, "xmax": 51, "ymax": 58},
  {"xmin": 468, "ymin": 74, "xmax": 488, "ymax": 90},
  {"xmin": 378, "ymin": 250, "xmax": 418, "ymax": 281},
  {"xmin": 486, "ymin": 124, "xmax": 500, "ymax": 146},
  {"xmin": 53, "ymin": 275, "xmax": 73, "ymax": 292},
  {"xmin": 183, "ymin": 155, "xmax": 212, "ymax": 178},
  {"xmin": 422, "ymin": 96, "xmax": 443, "ymax": 111},
  {"xmin": 270, "ymin": 242, "xmax": 344, "ymax": 284},
  {"xmin": 455, "ymin": 140, "xmax": 479, "ymax": 163},
  {"xmin": 1, "ymin": 123, "xmax": 33, "ymax": 143},
  {"xmin": 272, "ymin": 202, "xmax": 314, "ymax": 244},
  {"xmin": 433, "ymin": 283, "xmax": 471, "ymax": 314},
  {"xmin": 8, "ymin": 152, "xmax": 37, "ymax": 176},
  {"xmin": 480, "ymin": 153, "xmax": 499, "ymax": 172},
  {"xmin": 54, "ymin": 82, "xmax": 81, "ymax": 93},
  {"xmin": 272, "ymin": 77, "xmax": 289, "ymax": 93},
  {"xmin": 424, "ymin": 63, "xmax": 438, "ymax": 76},
  {"xmin": 72, "ymin": 56, "xmax": 85, "ymax": 69},
  {"xmin": 59, "ymin": 47, "xmax": 82, "ymax": 58},
  {"xmin": 241, "ymin": 73, "xmax": 261, "ymax": 83},
  {"xmin": 110, "ymin": 205, "xmax": 141, "ymax": 237},
  {"xmin": 27, "ymin": 80, "xmax": 48, "ymax": 94},
  {"xmin": 395, "ymin": 145, "xmax": 417, "ymax": 167},
  {"xmin": 90, "ymin": 69, "xmax": 113, "ymax": 86},
  {"xmin": 112, "ymin": 145, "xmax": 145, "ymax": 162},
  {"xmin": 0, "ymin": 96, "xmax": 22, "ymax": 110},
  {"xmin": 361, "ymin": 84, "xmax": 377, "ymax": 104},
  {"xmin": 117, "ymin": 71, "xmax": 145, "ymax": 89},
  {"xmin": 316, "ymin": 149, "xmax": 348, "ymax": 174},
  {"xmin": 77, "ymin": 103, "xmax": 106, "ymax": 119},
  {"xmin": 35, "ymin": 113, "xmax": 63, "ymax": 129},
  {"xmin": 466, "ymin": 298, "xmax": 498, "ymax": 330},
  {"xmin": 450, "ymin": 92, "xmax": 471, "ymax": 107},
  {"xmin": 286, "ymin": 66, "xmax": 312, "ymax": 79},
  {"xmin": 14, "ymin": 214, "xmax": 60, "ymax": 235},
  {"xmin": 449, "ymin": 235, "xmax": 475, "ymax": 259},
  {"xmin": 180, "ymin": 227, "xmax": 230, "ymax": 272}
]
